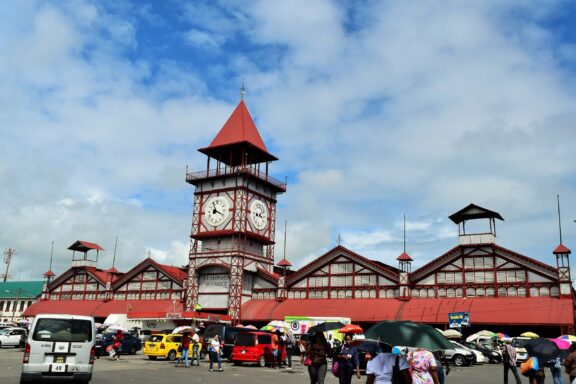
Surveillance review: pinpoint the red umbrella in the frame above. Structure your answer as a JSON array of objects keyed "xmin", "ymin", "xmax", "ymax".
[{"xmin": 339, "ymin": 324, "xmax": 364, "ymax": 334}]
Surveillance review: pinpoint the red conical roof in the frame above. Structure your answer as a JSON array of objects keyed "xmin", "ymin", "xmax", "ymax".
[
  {"xmin": 105, "ymin": 267, "xmax": 119, "ymax": 274},
  {"xmin": 199, "ymin": 100, "xmax": 277, "ymax": 166},
  {"xmin": 277, "ymin": 258, "xmax": 292, "ymax": 267},
  {"xmin": 396, "ymin": 252, "xmax": 413, "ymax": 261},
  {"xmin": 43, "ymin": 270, "xmax": 55, "ymax": 277},
  {"xmin": 553, "ymin": 244, "xmax": 572, "ymax": 255}
]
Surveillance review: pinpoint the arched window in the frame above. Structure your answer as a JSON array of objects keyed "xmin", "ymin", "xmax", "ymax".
[
  {"xmin": 466, "ymin": 288, "xmax": 475, "ymax": 297},
  {"xmin": 476, "ymin": 288, "xmax": 485, "ymax": 296},
  {"xmin": 428, "ymin": 288, "xmax": 436, "ymax": 298},
  {"xmin": 529, "ymin": 287, "xmax": 539, "ymax": 297},
  {"xmin": 486, "ymin": 287, "xmax": 495, "ymax": 296},
  {"xmin": 551, "ymin": 287, "xmax": 560, "ymax": 297},
  {"xmin": 412, "ymin": 289, "xmax": 419, "ymax": 298},
  {"xmin": 447, "ymin": 288, "xmax": 455, "ymax": 298},
  {"xmin": 498, "ymin": 287, "xmax": 506, "ymax": 297},
  {"xmin": 386, "ymin": 289, "xmax": 394, "ymax": 298},
  {"xmin": 338, "ymin": 290, "xmax": 346, "ymax": 299},
  {"xmin": 540, "ymin": 287, "xmax": 550, "ymax": 296},
  {"xmin": 517, "ymin": 287, "xmax": 527, "ymax": 297},
  {"xmin": 507, "ymin": 287, "xmax": 517, "ymax": 296},
  {"xmin": 420, "ymin": 288, "xmax": 427, "ymax": 298},
  {"xmin": 455, "ymin": 288, "xmax": 463, "ymax": 297},
  {"xmin": 438, "ymin": 288, "xmax": 446, "ymax": 297}
]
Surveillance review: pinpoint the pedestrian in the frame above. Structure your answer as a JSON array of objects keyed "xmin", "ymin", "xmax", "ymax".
[
  {"xmin": 307, "ymin": 332, "xmax": 331, "ymax": 384},
  {"xmin": 333, "ymin": 333, "xmax": 361, "ymax": 384},
  {"xmin": 432, "ymin": 350, "xmax": 450, "ymax": 384},
  {"xmin": 271, "ymin": 330, "xmax": 280, "ymax": 368},
  {"xmin": 191, "ymin": 331, "xmax": 201, "ymax": 366},
  {"xmin": 285, "ymin": 332, "xmax": 295, "ymax": 369},
  {"xmin": 111, "ymin": 330, "xmax": 124, "ymax": 361},
  {"xmin": 546, "ymin": 356, "xmax": 564, "ymax": 384},
  {"xmin": 208, "ymin": 334, "xmax": 223, "ymax": 372},
  {"xmin": 565, "ymin": 343, "xmax": 576, "ymax": 383},
  {"xmin": 365, "ymin": 344, "xmax": 411, "ymax": 384},
  {"xmin": 502, "ymin": 339, "xmax": 522, "ymax": 384},
  {"xmin": 276, "ymin": 330, "xmax": 285, "ymax": 368},
  {"xmin": 406, "ymin": 347, "xmax": 440, "ymax": 384},
  {"xmin": 299, "ymin": 337, "xmax": 308, "ymax": 365},
  {"xmin": 175, "ymin": 333, "xmax": 191, "ymax": 368}
]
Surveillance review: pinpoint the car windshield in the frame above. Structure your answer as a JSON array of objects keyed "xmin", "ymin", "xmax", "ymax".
[
  {"xmin": 32, "ymin": 319, "xmax": 92, "ymax": 342},
  {"xmin": 235, "ymin": 333, "xmax": 255, "ymax": 347},
  {"xmin": 0, "ymin": 328, "xmax": 10, "ymax": 335}
]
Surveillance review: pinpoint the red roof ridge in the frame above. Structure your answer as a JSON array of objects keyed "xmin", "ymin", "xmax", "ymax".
[
  {"xmin": 396, "ymin": 252, "xmax": 413, "ymax": 261},
  {"xmin": 277, "ymin": 258, "xmax": 292, "ymax": 267}
]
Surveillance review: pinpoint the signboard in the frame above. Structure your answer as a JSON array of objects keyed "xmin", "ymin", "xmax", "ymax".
[
  {"xmin": 448, "ymin": 312, "xmax": 470, "ymax": 328},
  {"xmin": 166, "ymin": 312, "xmax": 182, "ymax": 320}
]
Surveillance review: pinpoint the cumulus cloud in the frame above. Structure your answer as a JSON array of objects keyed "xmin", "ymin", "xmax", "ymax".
[{"xmin": 0, "ymin": 0, "xmax": 575, "ymax": 281}]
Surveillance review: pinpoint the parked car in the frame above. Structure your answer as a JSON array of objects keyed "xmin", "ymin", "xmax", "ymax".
[
  {"xmin": 463, "ymin": 341, "xmax": 501, "ymax": 363},
  {"xmin": 511, "ymin": 337, "xmax": 530, "ymax": 365},
  {"xmin": 230, "ymin": 331, "xmax": 287, "ymax": 367},
  {"xmin": 143, "ymin": 333, "xmax": 203, "ymax": 361},
  {"xmin": 450, "ymin": 341, "xmax": 484, "ymax": 364},
  {"xmin": 0, "ymin": 327, "xmax": 27, "ymax": 348},
  {"xmin": 444, "ymin": 341, "xmax": 475, "ymax": 366},
  {"xmin": 96, "ymin": 332, "xmax": 142, "ymax": 357},
  {"xmin": 0, "ymin": 322, "xmax": 18, "ymax": 329},
  {"xmin": 20, "ymin": 314, "xmax": 95, "ymax": 384}
]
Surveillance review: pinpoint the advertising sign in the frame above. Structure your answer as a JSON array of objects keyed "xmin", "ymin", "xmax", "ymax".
[{"xmin": 448, "ymin": 312, "xmax": 470, "ymax": 328}]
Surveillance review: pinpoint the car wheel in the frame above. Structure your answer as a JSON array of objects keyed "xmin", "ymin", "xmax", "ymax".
[
  {"xmin": 167, "ymin": 350, "xmax": 177, "ymax": 361},
  {"xmin": 148, "ymin": 356, "xmax": 157, "ymax": 360},
  {"xmin": 130, "ymin": 346, "xmax": 136, "ymax": 355},
  {"xmin": 258, "ymin": 355, "xmax": 266, "ymax": 367},
  {"xmin": 453, "ymin": 354, "xmax": 465, "ymax": 367},
  {"xmin": 233, "ymin": 361, "xmax": 241, "ymax": 366}
]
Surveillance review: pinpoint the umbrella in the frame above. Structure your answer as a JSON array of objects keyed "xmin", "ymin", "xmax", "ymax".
[
  {"xmin": 476, "ymin": 330, "xmax": 496, "ymax": 337},
  {"xmin": 442, "ymin": 329, "xmax": 462, "ymax": 339},
  {"xmin": 525, "ymin": 338, "xmax": 560, "ymax": 361},
  {"xmin": 244, "ymin": 325, "xmax": 258, "ymax": 330},
  {"xmin": 364, "ymin": 321, "xmax": 454, "ymax": 351},
  {"xmin": 339, "ymin": 324, "xmax": 364, "ymax": 334},
  {"xmin": 173, "ymin": 326, "xmax": 195, "ymax": 334},
  {"xmin": 551, "ymin": 338, "xmax": 571, "ymax": 350},
  {"xmin": 521, "ymin": 332, "xmax": 540, "ymax": 339},
  {"xmin": 307, "ymin": 321, "xmax": 346, "ymax": 334},
  {"xmin": 106, "ymin": 324, "xmax": 128, "ymax": 332},
  {"xmin": 260, "ymin": 325, "xmax": 279, "ymax": 332},
  {"xmin": 466, "ymin": 334, "xmax": 481, "ymax": 342},
  {"xmin": 559, "ymin": 335, "xmax": 576, "ymax": 342},
  {"xmin": 356, "ymin": 340, "xmax": 385, "ymax": 355},
  {"xmin": 496, "ymin": 333, "xmax": 509, "ymax": 339}
]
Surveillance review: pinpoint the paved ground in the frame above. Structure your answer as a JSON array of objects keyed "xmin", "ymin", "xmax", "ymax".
[{"xmin": 0, "ymin": 347, "xmax": 571, "ymax": 384}]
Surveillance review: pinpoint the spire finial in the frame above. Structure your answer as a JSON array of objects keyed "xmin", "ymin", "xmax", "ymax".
[
  {"xmin": 240, "ymin": 79, "xmax": 246, "ymax": 100},
  {"xmin": 403, "ymin": 214, "xmax": 406, "ymax": 253},
  {"xmin": 336, "ymin": 234, "xmax": 343, "ymax": 245},
  {"xmin": 557, "ymin": 194, "xmax": 563, "ymax": 244},
  {"xmin": 49, "ymin": 240, "xmax": 54, "ymax": 270},
  {"xmin": 112, "ymin": 236, "xmax": 118, "ymax": 268}
]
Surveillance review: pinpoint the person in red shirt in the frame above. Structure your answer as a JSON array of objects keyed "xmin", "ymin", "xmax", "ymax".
[
  {"xmin": 112, "ymin": 330, "xmax": 124, "ymax": 360},
  {"xmin": 271, "ymin": 331, "xmax": 279, "ymax": 368},
  {"xmin": 175, "ymin": 333, "xmax": 191, "ymax": 368}
]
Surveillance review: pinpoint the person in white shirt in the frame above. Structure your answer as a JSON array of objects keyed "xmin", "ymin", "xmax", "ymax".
[
  {"xmin": 366, "ymin": 345, "xmax": 410, "ymax": 384},
  {"xmin": 209, "ymin": 335, "xmax": 223, "ymax": 372},
  {"xmin": 191, "ymin": 332, "xmax": 200, "ymax": 366}
]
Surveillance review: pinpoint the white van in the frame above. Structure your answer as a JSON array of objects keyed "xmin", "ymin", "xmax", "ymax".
[{"xmin": 20, "ymin": 314, "xmax": 95, "ymax": 384}]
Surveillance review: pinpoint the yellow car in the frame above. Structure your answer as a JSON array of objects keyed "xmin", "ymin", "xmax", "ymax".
[{"xmin": 143, "ymin": 334, "xmax": 202, "ymax": 361}]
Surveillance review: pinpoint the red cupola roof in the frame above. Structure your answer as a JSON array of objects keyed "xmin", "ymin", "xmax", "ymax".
[
  {"xmin": 198, "ymin": 100, "xmax": 277, "ymax": 166},
  {"xmin": 277, "ymin": 258, "xmax": 292, "ymax": 267},
  {"xmin": 553, "ymin": 244, "xmax": 572, "ymax": 254},
  {"xmin": 43, "ymin": 270, "xmax": 55, "ymax": 277},
  {"xmin": 396, "ymin": 252, "xmax": 413, "ymax": 261}
]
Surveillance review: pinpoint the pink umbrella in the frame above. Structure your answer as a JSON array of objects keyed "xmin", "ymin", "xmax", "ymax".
[{"xmin": 551, "ymin": 338, "xmax": 571, "ymax": 350}]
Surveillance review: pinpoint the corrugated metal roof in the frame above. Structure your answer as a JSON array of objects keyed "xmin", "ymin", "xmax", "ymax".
[
  {"xmin": 0, "ymin": 281, "xmax": 44, "ymax": 298},
  {"xmin": 241, "ymin": 297, "xmax": 574, "ymax": 326}
]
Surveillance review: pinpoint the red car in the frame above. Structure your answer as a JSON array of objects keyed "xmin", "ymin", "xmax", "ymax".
[{"xmin": 230, "ymin": 331, "xmax": 287, "ymax": 367}]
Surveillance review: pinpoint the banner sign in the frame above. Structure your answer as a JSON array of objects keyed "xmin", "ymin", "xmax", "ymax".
[
  {"xmin": 166, "ymin": 312, "xmax": 182, "ymax": 320},
  {"xmin": 448, "ymin": 312, "xmax": 470, "ymax": 328}
]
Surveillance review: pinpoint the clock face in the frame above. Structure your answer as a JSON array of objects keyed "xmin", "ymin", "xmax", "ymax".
[
  {"xmin": 249, "ymin": 200, "xmax": 268, "ymax": 230},
  {"xmin": 205, "ymin": 196, "xmax": 230, "ymax": 227}
]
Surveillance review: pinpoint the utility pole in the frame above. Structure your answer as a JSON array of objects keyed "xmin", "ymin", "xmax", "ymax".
[{"xmin": 3, "ymin": 248, "xmax": 16, "ymax": 282}]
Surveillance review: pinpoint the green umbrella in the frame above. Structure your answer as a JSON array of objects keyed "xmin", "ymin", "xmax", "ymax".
[{"xmin": 364, "ymin": 320, "xmax": 454, "ymax": 351}]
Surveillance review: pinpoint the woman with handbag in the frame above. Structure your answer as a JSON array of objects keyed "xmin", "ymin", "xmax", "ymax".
[
  {"xmin": 208, "ymin": 334, "xmax": 223, "ymax": 372},
  {"xmin": 175, "ymin": 333, "xmax": 191, "ymax": 368},
  {"xmin": 334, "ymin": 333, "xmax": 361, "ymax": 384},
  {"xmin": 307, "ymin": 332, "xmax": 331, "ymax": 384}
]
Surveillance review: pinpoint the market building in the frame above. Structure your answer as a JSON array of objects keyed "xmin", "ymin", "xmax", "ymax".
[
  {"xmin": 24, "ymin": 99, "xmax": 575, "ymax": 336},
  {"xmin": 0, "ymin": 281, "xmax": 43, "ymax": 322}
]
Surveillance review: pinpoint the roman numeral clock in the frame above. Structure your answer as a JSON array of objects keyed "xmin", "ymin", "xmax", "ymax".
[{"xmin": 184, "ymin": 100, "xmax": 286, "ymax": 324}]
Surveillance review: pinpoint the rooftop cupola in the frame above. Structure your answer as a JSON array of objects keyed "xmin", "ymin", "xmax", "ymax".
[
  {"xmin": 68, "ymin": 240, "xmax": 104, "ymax": 268},
  {"xmin": 449, "ymin": 204, "xmax": 504, "ymax": 246}
]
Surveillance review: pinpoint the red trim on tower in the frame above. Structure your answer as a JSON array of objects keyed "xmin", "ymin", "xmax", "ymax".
[
  {"xmin": 554, "ymin": 244, "xmax": 572, "ymax": 254},
  {"xmin": 396, "ymin": 252, "xmax": 413, "ymax": 261}
]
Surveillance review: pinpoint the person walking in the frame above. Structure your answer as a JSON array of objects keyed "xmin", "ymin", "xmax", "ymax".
[
  {"xmin": 271, "ymin": 330, "xmax": 280, "ymax": 368},
  {"xmin": 432, "ymin": 350, "xmax": 450, "ymax": 384},
  {"xmin": 112, "ymin": 330, "xmax": 124, "ymax": 361},
  {"xmin": 208, "ymin": 334, "xmax": 223, "ymax": 372},
  {"xmin": 307, "ymin": 332, "xmax": 331, "ymax": 384},
  {"xmin": 565, "ymin": 343, "xmax": 576, "ymax": 383},
  {"xmin": 406, "ymin": 348, "xmax": 440, "ymax": 384},
  {"xmin": 191, "ymin": 331, "xmax": 200, "ymax": 366},
  {"xmin": 366, "ymin": 344, "xmax": 411, "ymax": 384},
  {"xmin": 334, "ymin": 333, "xmax": 361, "ymax": 384},
  {"xmin": 299, "ymin": 337, "xmax": 308, "ymax": 365},
  {"xmin": 175, "ymin": 333, "xmax": 191, "ymax": 368},
  {"xmin": 502, "ymin": 339, "xmax": 522, "ymax": 384},
  {"xmin": 285, "ymin": 332, "xmax": 295, "ymax": 369},
  {"xmin": 276, "ymin": 330, "xmax": 285, "ymax": 368},
  {"xmin": 546, "ymin": 356, "xmax": 564, "ymax": 384}
]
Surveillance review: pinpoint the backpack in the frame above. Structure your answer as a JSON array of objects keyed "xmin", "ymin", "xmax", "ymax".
[{"xmin": 520, "ymin": 356, "xmax": 539, "ymax": 376}]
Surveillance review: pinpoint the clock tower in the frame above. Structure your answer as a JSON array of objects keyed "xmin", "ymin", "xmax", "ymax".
[{"xmin": 184, "ymin": 99, "xmax": 286, "ymax": 323}]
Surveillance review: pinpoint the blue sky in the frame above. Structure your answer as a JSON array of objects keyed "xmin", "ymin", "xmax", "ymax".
[{"xmin": 1, "ymin": 0, "xmax": 576, "ymax": 280}]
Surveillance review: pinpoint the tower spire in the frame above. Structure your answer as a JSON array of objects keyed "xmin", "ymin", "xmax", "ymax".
[
  {"xmin": 112, "ymin": 236, "xmax": 118, "ymax": 268},
  {"xmin": 557, "ymin": 194, "xmax": 563, "ymax": 244},
  {"xmin": 240, "ymin": 80, "xmax": 246, "ymax": 100}
]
